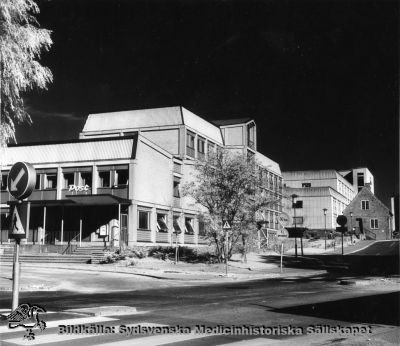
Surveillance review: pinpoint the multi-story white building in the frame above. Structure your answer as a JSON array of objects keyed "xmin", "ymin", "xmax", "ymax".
[
  {"xmin": 339, "ymin": 168, "xmax": 375, "ymax": 194},
  {"xmin": 1, "ymin": 107, "xmax": 282, "ymax": 247},
  {"xmin": 282, "ymin": 170, "xmax": 357, "ymax": 231}
]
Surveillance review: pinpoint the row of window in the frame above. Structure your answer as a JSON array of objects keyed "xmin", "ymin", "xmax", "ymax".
[
  {"xmin": 258, "ymin": 168, "xmax": 283, "ymax": 194},
  {"xmin": 1, "ymin": 167, "xmax": 129, "ymax": 191},
  {"xmin": 186, "ymin": 131, "xmax": 220, "ymax": 159},
  {"xmin": 138, "ymin": 211, "xmax": 194, "ymax": 234}
]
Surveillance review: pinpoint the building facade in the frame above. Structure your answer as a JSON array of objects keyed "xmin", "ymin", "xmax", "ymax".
[
  {"xmin": 282, "ymin": 170, "xmax": 356, "ymax": 231},
  {"xmin": 338, "ymin": 168, "xmax": 375, "ymax": 194},
  {"xmin": 342, "ymin": 185, "xmax": 392, "ymax": 240},
  {"xmin": 0, "ymin": 107, "xmax": 282, "ymax": 247}
]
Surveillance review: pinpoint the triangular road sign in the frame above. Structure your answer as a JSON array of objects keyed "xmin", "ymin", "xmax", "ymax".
[
  {"xmin": 222, "ymin": 220, "xmax": 231, "ymax": 230},
  {"xmin": 10, "ymin": 206, "xmax": 25, "ymax": 235}
]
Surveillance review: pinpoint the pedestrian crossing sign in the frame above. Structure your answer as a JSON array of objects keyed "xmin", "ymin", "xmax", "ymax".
[
  {"xmin": 222, "ymin": 220, "xmax": 231, "ymax": 230},
  {"xmin": 8, "ymin": 204, "xmax": 26, "ymax": 238}
]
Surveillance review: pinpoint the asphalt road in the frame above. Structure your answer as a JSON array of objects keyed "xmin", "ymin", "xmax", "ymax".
[
  {"xmin": 1, "ymin": 272, "xmax": 399, "ymax": 345},
  {"xmin": 350, "ymin": 240, "xmax": 399, "ymax": 256}
]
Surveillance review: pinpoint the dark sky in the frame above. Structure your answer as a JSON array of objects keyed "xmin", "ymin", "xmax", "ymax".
[{"xmin": 15, "ymin": 0, "xmax": 398, "ymax": 205}]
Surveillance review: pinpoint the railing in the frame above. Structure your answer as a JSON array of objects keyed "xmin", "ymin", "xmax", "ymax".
[
  {"xmin": 62, "ymin": 233, "xmax": 81, "ymax": 255},
  {"xmin": 364, "ymin": 229, "xmax": 377, "ymax": 240}
]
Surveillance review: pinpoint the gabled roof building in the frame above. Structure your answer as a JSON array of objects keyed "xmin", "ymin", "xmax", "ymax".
[{"xmin": 342, "ymin": 185, "xmax": 393, "ymax": 240}]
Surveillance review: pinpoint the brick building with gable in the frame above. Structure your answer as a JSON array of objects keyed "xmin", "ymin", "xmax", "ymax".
[{"xmin": 342, "ymin": 184, "xmax": 393, "ymax": 240}]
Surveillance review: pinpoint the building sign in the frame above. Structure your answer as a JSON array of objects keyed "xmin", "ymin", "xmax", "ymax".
[{"xmin": 68, "ymin": 185, "xmax": 90, "ymax": 192}]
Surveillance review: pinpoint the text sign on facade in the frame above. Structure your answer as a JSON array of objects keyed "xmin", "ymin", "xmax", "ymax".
[
  {"xmin": 222, "ymin": 220, "xmax": 232, "ymax": 230},
  {"xmin": 8, "ymin": 204, "xmax": 27, "ymax": 239},
  {"xmin": 336, "ymin": 226, "xmax": 348, "ymax": 233},
  {"xmin": 7, "ymin": 162, "xmax": 36, "ymax": 200}
]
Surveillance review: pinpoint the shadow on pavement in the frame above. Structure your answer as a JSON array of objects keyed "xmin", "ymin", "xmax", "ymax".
[
  {"xmin": 269, "ymin": 291, "xmax": 400, "ymax": 326},
  {"xmin": 260, "ymin": 254, "xmax": 400, "ymax": 276}
]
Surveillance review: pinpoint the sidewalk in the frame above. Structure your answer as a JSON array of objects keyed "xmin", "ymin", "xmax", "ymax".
[{"xmin": 0, "ymin": 253, "xmax": 329, "ymax": 292}]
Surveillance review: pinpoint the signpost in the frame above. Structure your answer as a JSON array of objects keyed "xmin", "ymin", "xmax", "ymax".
[
  {"xmin": 336, "ymin": 215, "xmax": 348, "ymax": 256},
  {"xmin": 7, "ymin": 162, "xmax": 36, "ymax": 310},
  {"xmin": 222, "ymin": 219, "xmax": 231, "ymax": 276}
]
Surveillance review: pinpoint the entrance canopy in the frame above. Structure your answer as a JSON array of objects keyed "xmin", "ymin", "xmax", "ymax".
[
  {"xmin": 66, "ymin": 194, "xmax": 131, "ymax": 206},
  {"xmin": 8, "ymin": 194, "xmax": 131, "ymax": 207}
]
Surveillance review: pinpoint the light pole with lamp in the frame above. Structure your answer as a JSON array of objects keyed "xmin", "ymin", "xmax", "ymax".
[
  {"xmin": 350, "ymin": 212, "xmax": 353, "ymax": 244},
  {"xmin": 323, "ymin": 208, "xmax": 327, "ymax": 250},
  {"xmin": 291, "ymin": 194, "xmax": 298, "ymax": 257}
]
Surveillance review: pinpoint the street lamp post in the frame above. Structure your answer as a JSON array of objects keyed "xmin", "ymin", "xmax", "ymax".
[
  {"xmin": 350, "ymin": 212, "xmax": 353, "ymax": 244},
  {"xmin": 291, "ymin": 194, "xmax": 298, "ymax": 257},
  {"xmin": 323, "ymin": 208, "xmax": 327, "ymax": 250}
]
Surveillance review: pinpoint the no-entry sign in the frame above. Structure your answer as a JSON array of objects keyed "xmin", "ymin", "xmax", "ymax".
[{"xmin": 7, "ymin": 162, "xmax": 36, "ymax": 200}]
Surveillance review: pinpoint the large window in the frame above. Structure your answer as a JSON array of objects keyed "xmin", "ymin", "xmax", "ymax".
[
  {"xmin": 197, "ymin": 137, "xmax": 205, "ymax": 160},
  {"xmin": 357, "ymin": 172, "xmax": 364, "ymax": 189},
  {"xmin": 35, "ymin": 174, "xmax": 41, "ymax": 190},
  {"xmin": 157, "ymin": 214, "xmax": 168, "ymax": 232},
  {"xmin": 370, "ymin": 219, "xmax": 378, "ymax": 229},
  {"xmin": 293, "ymin": 200, "xmax": 303, "ymax": 208},
  {"xmin": 115, "ymin": 169, "xmax": 129, "ymax": 186},
  {"xmin": 63, "ymin": 173, "xmax": 74, "ymax": 188},
  {"xmin": 207, "ymin": 142, "xmax": 215, "ymax": 155},
  {"xmin": 138, "ymin": 210, "xmax": 150, "ymax": 230},
  {"xmin": 80, "ymin": 172, "xmax": 92, "ymax": 187},
  {"xmin": 247, "ymin": 123, "xmax": 255, "ymax": 149},
  {"xmin": 361, "ymin": 200, "xmax": 370, "ymax": 210},
  {"xmin": 185, "ymin": 217, "xmax": 194, "ymax": 234},
  {"xmin": 98, "ymin": 171, "xmax": 111, "ymax": 187},
  {"xmin": 45, "ymin": 174, "xmax": 57, "ymax": 189},
  {"xmin": 186, "ymin": 131, "xmax": 195, "ymax": 157},
  {"xmin": 173, "ymin": 177, "xmax": 180, "ymax": 198},
  {"xmin": 293, "ymin": 216, "xmax": 304, "ymax": 225}
]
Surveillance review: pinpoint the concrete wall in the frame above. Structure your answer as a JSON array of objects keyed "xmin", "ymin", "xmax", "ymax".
[
  {"xmin": 221, "ymin": 126, "xmax": 244, "ymax": 146},
  {"xmin": 134, "ymin": 138, "xmax": 173, "ymax": 206},
  {"xmin": 141, "ymin": 129, "xmax": 180, "ymax": 156}
]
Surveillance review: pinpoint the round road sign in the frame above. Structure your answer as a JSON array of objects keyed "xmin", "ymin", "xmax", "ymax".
[
  {"xmin": 336, "ymin": 215, "xmax": 347, "ymax": 226},
  {"xmin": 7, "ymin": 162, "xmax": 36, "ymax": 200}
]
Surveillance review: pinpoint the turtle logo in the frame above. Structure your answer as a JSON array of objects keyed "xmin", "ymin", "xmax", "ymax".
[{"xmin": 7, "ymin": 303, "xmax": 47, "ymax": 340}]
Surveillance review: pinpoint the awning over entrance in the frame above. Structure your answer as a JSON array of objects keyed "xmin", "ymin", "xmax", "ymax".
[
  {"xmin": 66, "ymin": 194, "xmax": 131, "ymax": 206},
  {"xmin": 7, "ymin": 194, "xmax": 131, "ymax": 207}
]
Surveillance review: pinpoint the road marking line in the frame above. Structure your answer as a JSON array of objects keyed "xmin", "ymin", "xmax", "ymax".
[
  {"xmin": 2, "ymin": 330, "xmax": 98, "ymax": 345},
  {"xmin": 99, "ymin": 331, "xmax": 217, "ymax": 346},
  {"xmin": 219, "ymin": 338, "xmax": 275, "ymax": 346},
  {"xmin": 0, "ymin": 316, "xmax": 117, "ymax": 335},
  {"xmin": 0, "ymin": 310, "xmax": 56, "ymax": 314}
]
